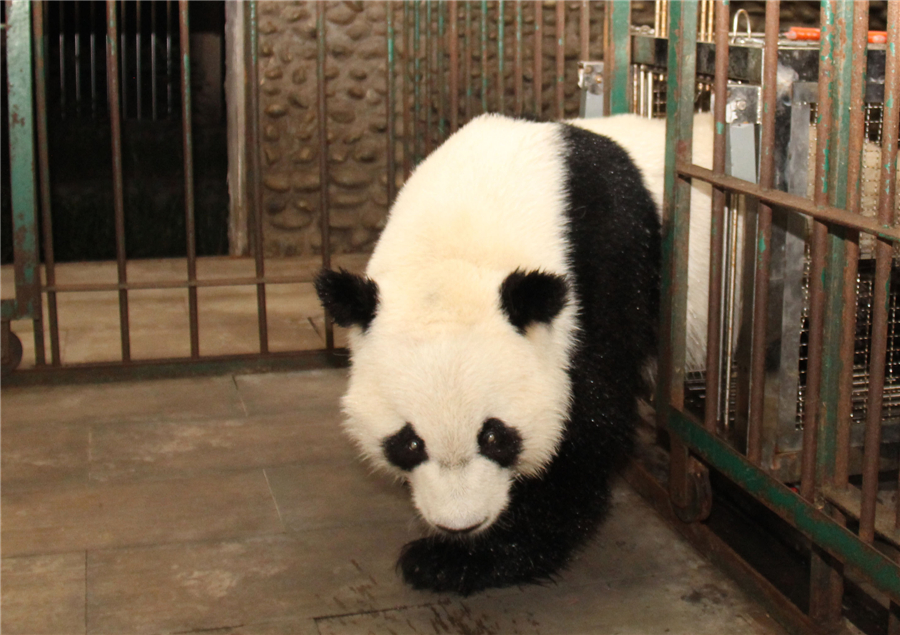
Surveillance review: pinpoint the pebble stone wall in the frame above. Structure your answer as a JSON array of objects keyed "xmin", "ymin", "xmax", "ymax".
[{"xmin": 255, "ymin": 1, "xmax": 649, "ymax": 257}]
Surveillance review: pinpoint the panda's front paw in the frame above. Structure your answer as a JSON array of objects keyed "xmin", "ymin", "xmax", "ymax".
[{"xmin": 398, "ymin": 537, "xmax": 489, "ymax": 596}]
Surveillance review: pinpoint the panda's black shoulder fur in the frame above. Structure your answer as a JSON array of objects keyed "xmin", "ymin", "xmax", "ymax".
[{"xmin": 398, "ymin": 121, "xmax": 661, "ymax": 595}]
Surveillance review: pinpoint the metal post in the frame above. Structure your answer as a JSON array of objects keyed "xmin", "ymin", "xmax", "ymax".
[
  {"xmin": 604, "ymin": 0, "xmax": 631, "ymax": 115},
  {"xmin": 316, "ymin": 1, "xmax": 331, "ymax": 350},
  {"xmin": 533, "ymin": 0, "xmax": 541, "ymax": 117},
  {"xmin": 386, "ymin": 1, "xmax": 396, "ymax": 206},
  {"xmin": 248, "ymin": 0, "xmax": 269, "ymax": 353}
]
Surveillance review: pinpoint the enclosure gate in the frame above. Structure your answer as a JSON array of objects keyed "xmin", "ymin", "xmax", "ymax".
[
  {"xmin": 649, "ymin": 1, "xmax": 900, "ymax": 632},
  {"xmin": 1, "ymin": 0, "xmax": 612, "ymax": 383}
]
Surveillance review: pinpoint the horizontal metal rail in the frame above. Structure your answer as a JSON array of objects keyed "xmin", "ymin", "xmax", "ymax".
[
  {"xmin": 668, "ymin": 408, "xmax": 900, "ymax": 603},
  {"xmin": 42, "ymin": 275, "xmax": 319, "ymax": 294},
  {"xmin": 676, "ymin": 162, "xmax": 900, "ymax": 242}
]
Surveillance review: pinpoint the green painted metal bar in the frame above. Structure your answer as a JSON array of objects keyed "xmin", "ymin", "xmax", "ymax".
[
  {"xmin": 403, "ymin": 1, "xmax": 411, "ymax": 176},
  {"xmin": 815, "ymin": 0, "xmax": 856, "ymax": 496},
  {"xmin": 554, "ymin": 0, "xmax": 564, "ymax": 118},
  {"xmin": 533, "ymin": 0, "xmax": 541, "ymax": 118},
  {"xmin": 498, "ymin": 0, "xmax": 505, "ymax": 114},
  {"xmin": 465, "ymin": 1, "xmax": 473, "ymax": 120},
  {"xmin": 515, "ymin": 0, "xmax": 523, "ymax": 116},
  {"xmin": 668, "ymin": 408, "xmax": 900, "ymax": 603},
  {"xmin": 604, "ymin": 0, "xmax": 631, "ymax": 115},
  {"xmin": 4, "ymin": 0, "xmax": 41, "ymax": 328},
  {"xmin": 425, "ymin": 0, "xmax": 432, "ymax": 155},
  {"xmin": 437, "ymin": 0, "xmax": 446, "ymax": 141},
  {"xmin": 660, "ymin": 0, "xmax": 697, "ymax": 514}
]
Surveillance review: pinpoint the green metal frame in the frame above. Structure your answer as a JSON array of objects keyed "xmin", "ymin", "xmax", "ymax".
[
  {"xmin": 2, "ymin": 0, "xmax": 41, "ymax": 326},
  {"xmin": 652, "ymin": 0, "xmax": 900, "ymax": 609}
]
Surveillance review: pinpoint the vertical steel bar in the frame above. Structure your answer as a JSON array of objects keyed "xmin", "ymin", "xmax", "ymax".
[
  {"xmin": 580, "ymin": 1, "xmax": 589, "ymax": 63},
  {"xmin": 137, "ymin": 0, "xmax": 142, "ymax": 120},
  {"xmin": 33, "ymin": 2, "xmax": 59, "ymax": 366},
  {"xmin": 437, "ymin": 1, "xmax": 445, "ymax": 141},
  {"xmin": 91, "ymin": 1, "xmax": 97, "ymax": 117},
  {"xmin": 515, "ymin": 0, "xmax": 523, "ymax": 116},
  {"xmin": 465, "ymin": 1, "xmax": 473, "ymax": 121},
  {"xmin": 120, "ymin": 0, "xmax": 127, "ymax": 118},
  {"xmin": 60, "ymin": 2, "xmax": 66, "ymax": 118},
  {"xmin": 75, "ymin": 1, "xmax": 81, "ymax": 116},
  {"xmin": 248, "ymin": 0, "xmax": 269, "ymax": 353},
  {"xmin": 316, "ymin": 0, "xmax": 331, "ymax": 350},
  {"xmin": 604, "ymin": 0, "xmax": 631, "ymax": 115},
  {"xmin": 106, "ymin": 0, "xmax": 131, "ymax": 361},
  {"xmin": 554, "ymin": 0, "xmax": 563, "ymax": 119},
  {"xmin": 834, "ymin": 0, "xmax": 870, "ymax": 492},
  {"xmin": 480, "ymin": 0, "xmax": 487, "ymax": 113},
  {"xmin": 703, "ymin": 0, "xmax": 728, "ymax": 434},
  {"xmin": 403, "ymin": 1, "xmax": 411, "ymax": 176},
  {"xmin": 449, "ymin": 0, "xmax": 459, "ymax": 132},
  {"xmin": 386, "ymin": 1, "xmax": 396, "ymax": 206},
  {"xmin": 800, "ymin": 0, "xmax": 837, "ymax": 502},
  {"xmin": 178, "ymin": 0, "xmax": 199, "ymax": 358},
  {"xmin": 533, "ymin": 0, "xmax": 542, "ymax": 118},
  {"xmin": 860, "ymin": 0, "xmax": 899, "ymax": 543},
  {"xmin": 425, "ymin": 0, "xmax": 432, "ymax": 155},
  {"xmin": 414, "ymin": 1, "xmax": 421, "ymax": 162},
  {"xmin": 6, "ymin": 0, "xmax": 43, "ymax": 363},
  {"xmin": 746, "ymin": 0, "xmax": 779, "ymax": 465},
  {"xmin": 151, "ymin": 0, "xmax": 157, "ymax": 120},
  {"xmin": 661, "ymin": 0, "xmax": 698, "ymax": 511},
  {"xmin": 167, "ymin": 0, "xmax": 172, "ymax": 116},
  {"xmin": 498, "ymin": 0, "xmax": 505, "ymax": 114}
]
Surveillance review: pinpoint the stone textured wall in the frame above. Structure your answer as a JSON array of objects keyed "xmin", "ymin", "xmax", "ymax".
[{"xmin": 256, "ymin": 1, "xmax": 619, "ymax": 258}]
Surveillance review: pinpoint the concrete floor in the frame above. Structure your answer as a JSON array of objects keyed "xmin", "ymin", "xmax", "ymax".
[{"xmin": 1, "ymin": 367, "xmax": 790, "ymax": 635}]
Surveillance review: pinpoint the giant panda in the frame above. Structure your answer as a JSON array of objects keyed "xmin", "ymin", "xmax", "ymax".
[{"xmin": 315, "ymin": 113, "xmax": 713, "ymax": 596}]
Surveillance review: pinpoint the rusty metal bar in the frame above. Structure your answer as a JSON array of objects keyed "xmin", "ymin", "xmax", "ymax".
[
  {"xmin": 465, "ymin": 1, "xmax": 472, "ymax": 121},
  {"xmin": 533, "ymin": 0, "xmax": 541, "ymax": 117},
  {"xmin": 136, "ymin": 0, "xmax": 142, "ymax": 120},
  {"xmin": 661, "ymin": 0, "xmax": 697, "ymax": 515},
  {"xmin": 178, "ymin": 0, "xmax": 199, "ymax": 358},
  {"xmin": 166, "ymin": 0, "xmax": 172, "ymax": 116},
  {"xmin": 120, "ymin": 0, "xmax": 126, "ymax": 118},
  {"xmin": 33, "ymin": 2, "xmax": 59, "ymax": 366},
  {"xmin": 498, "ymin": 0, "xmax": 505, "ymax": 114},
  {"xmin": 60, "ymin": 2, "xmax": 66, "ymax": 118},
  {"xmin": 449, "ymin": 0, "xmax": 459, "ymax": 132},
  {"xmin": 106, "ymin": 0, "xmax": 131, "ymax": 361},
  {"xmin": 676, "ymin": 164, "xmax": 900, "ymax": 243},
  {"xmin": 555, "ymin": 0, "xmax": 564, "ymax": 119},
  {"xmin": 425, "ymin": 0, "xmax": 432, "ymax": 155},
  {"xmin": 703, "ymin": 0, "xmax": 728, "ymax": 434},
  {"xmin": 403, "ymin": 1, "xmax": 411, "ymax": 177},
  {"xmin": 386, "ymin": 2, "xmax": 396, "ymax": 206},
  {"xmin": 248, "ymin": 0, "xmax": 269, "ymax": 354},
  {"xmin": 91, "ymin": 1, "xmax": 97, "ymax": 117},
  {"xmin": 74, "ymin": 1, "xmax": 81, "ymax": 117},
  {"xmin": 151, "ymin": 0, "xmax": 157, "ymax": 120},
  {"xmin": 800, "ymin": 0, "xmax": 837, "ymax": 503},
  {"xmin": 515, "ymin": 0, "xmax": 523, "ymax": 116},
  {"xmin": 437, "ymin": 1, "xmax": 446, "ymax": 141},
  {"xmin": 861, "ymin": 0, "xmax": 899, "ymax": 544},
  {"xmin": 43, "ymin": 275, "xmax": 322, "ymax": 294},
  {"xmin": 834, "ymin": 0, "xmax": 870, "ymax": 493},
  {"xmin": 414, "ymin": 1, "xmax": 421, "ymax": 162},
  {"xmin": 580, "ymin": 1, "xmax": 589, "ymax": 63},
  {"xmin": 746, "ymin": 0, "xmax": 779, "ymax": 465},
  {"xmin": 316, "ymin": 0, "xmax": 330, "ymax": 350},
  {"xmin": 480, "ymin": 0, "xmax": 487, "ymax": 112}
]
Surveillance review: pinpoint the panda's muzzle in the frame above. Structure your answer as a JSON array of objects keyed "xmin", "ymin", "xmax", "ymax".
[{"xmin": 436, "ymin": 520, "xmax": 484, "ymax": 535}]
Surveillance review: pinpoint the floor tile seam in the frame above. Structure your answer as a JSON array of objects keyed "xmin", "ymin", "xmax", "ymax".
[{"xmin": 262, "ymin": 468, "xmax": 286, "ymax": 532}]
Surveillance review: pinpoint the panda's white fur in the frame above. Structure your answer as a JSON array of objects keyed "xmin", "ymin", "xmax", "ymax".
[
  {"xmin": 318, "ymin": 112, "xmax": 716, "ymax": 593},
  {"xmin": 343, "ymin": 116, "xmax": 577, "ymax": 530}
]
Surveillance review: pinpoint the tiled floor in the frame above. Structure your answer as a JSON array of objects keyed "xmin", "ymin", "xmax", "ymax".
[{"xmin": 1, "ymin": 367, "xmax": 791, "ymax": 635}]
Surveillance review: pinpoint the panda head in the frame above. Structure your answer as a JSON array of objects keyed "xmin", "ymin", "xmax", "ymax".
[{"xmin": 315, "ymin": 267, "xmax": 572, "ymax": 535}]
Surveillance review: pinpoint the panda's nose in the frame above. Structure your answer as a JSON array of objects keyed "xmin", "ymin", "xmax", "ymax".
[{"xmin": 437, "ymin": 522, "xmax": 482, "ymax": 535}]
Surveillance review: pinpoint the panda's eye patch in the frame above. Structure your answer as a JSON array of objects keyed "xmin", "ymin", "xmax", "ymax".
[
  {"xmin": 478, "ymin": 418, "xmax": 522, "ymax": 468},
  {"xmin": 382, "ymin": 423, "xmax": 428, "ymax": 471}
]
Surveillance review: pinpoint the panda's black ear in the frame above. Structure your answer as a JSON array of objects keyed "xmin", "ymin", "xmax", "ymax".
[
  {"xmin": 499, "ymin": 269, "xmax": 568, "ymax": 334},
  {"xmin": 314, "ymin": 268, "xmax": 379, "ymax": 331}
]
